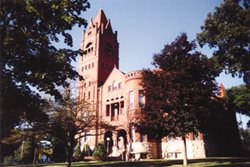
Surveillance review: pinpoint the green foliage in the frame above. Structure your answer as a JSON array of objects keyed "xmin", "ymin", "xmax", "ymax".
[
  {"xmin": 140, "ymin": 33, "xmax": 219, "ymax": 138},
  {"xmin": 14, "ymin": 140, "xmax": 33, "ymax": 163},
  {"xmin": 197, "ymin": 0, "xmax": 250, "ymax": 80},
  {"xmin": 2, "ymin": 139, "xmax": 34, "ymax": 164},
  {"xmin": 1, "ymin": 121, "xmax": 49, "ymax": 164},
  {"xmin": 92, "ymin": 141, "xmax": 107, "ymax": 161},
  {"xmin": 82, "ymin": 144, "xmax": 92, "ymax": 156},
  {"xmin": 239, "ymin": 128, "xmax": 250, "ymax": 155},
  {"xmin": 73, "ymin": 144, "xmax": 82, "ymax": 161},
  {"xmin": 3, "ymin": 155, "xmax": 15, "ymax": 165},
  {"xmin": 0, "ymin": 0, "xmax": 90, "ymax": 160},
  {"xmin": 226, "ymin": 84, "xmax": 250, "ymax": 127},
  {"xmin": 228, "ymin": 85, "xmax": 250, "ymax": 117}
]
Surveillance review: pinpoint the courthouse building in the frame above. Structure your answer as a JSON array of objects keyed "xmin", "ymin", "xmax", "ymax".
[{"xmin": 77, "ymin": 10, "xmax": 240, "ymax": 159}]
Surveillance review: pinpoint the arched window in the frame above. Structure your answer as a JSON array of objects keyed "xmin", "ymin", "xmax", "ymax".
[
  {"xmin": 194, "ymin": 133, "xmax": 199, "ymax": 140},
  {"xmin": 86, "ymin": 42, "xmax": 92, "ymax": 48},
  {"xmin": 105, "ymin": 43, "xmax": 113, "ymax": 56},
  {"xmin": 85, "ymin": 42, "xmax": 93, "ymax": 55}
]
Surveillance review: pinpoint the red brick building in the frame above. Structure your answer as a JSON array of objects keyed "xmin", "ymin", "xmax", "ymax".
[{"xmin": 78, "ymin": 10, "xmax": 240, "ymax": 159}]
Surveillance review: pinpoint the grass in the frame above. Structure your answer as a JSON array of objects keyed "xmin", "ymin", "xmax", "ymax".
[{"xmin": 5, "ymin": 157, "xmax": 250, "ymax": 167}]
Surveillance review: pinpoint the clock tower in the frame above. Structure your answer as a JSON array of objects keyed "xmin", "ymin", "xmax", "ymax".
[{"xmin": 78, "ymin": 10, "xmax": 119, "ymax": 102}]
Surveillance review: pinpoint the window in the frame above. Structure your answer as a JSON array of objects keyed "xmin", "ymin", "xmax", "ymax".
[
  {"xmin": 140, "ymin": 134, "xmax": 147, "ymax": 142},
  {"xmin": 86, "ymin": 42, "xmax": 92, "ymax": 49},
  {"xmin": 118, "ymin": 82, "xmax": 122, "ymax": 89},
  {"xmin": 85, "ymin": 42, "xmax": 94, "ymax": 55},
  {"xmin": 106, "ymin": 105, "xmax": 110, "ymax": 116},
  {"xmin": 129, "ymin": 91, "xmax": 134, "ymax": 109},
  {"xmin": 120, "ymin": 101, "xmax": 124, "ymax": 114},
  {"xmin": 194, "ymin": 133, "xmax": 199, "ymax": 140},
  {"xmin": 83, "ymin": 93, "xmax": 85, "ymax": 100},
  {"xmin": 113, "ymin": 81, "xmax": 118, "ymax": 91},
  {"xmin": 116, "ymin": 103, "xmax": 119, "ymax": 115},
  {"xmin": 120, "ymin": 101, "xmax": 124, "ymax": 108},
  {"xmin": 88, "ymin": 64, "xmax": 91, "ymax": 69},
  {"xmin": 111, "ymin": 104, "xmax": 116, "ymax": 121},
  {"xmin": 139, "ymin": 90, "xmax": 145, "ymax": 108},
  {"xmin": 81, "ymin": 66, "xmax": 84, "ymax": 72},
  {"xmin": 131, "ymin": 126, "xmax": 135, "ymax": 142},
  {"xmin": 88, "ymin": 91, "xmax": 90, "ymax": 99},
  {"xmin": 105, "ymin": 43, "xmax": 113, "ymax": 56},
  {"xmin": 85, "ymin": 65, "xmax": 87, "ymax": 70},
  {"xmin": 92, "ymin": 62, "xmax": 94, "ymax": 68},
  {"xmin": 108, "ymin": 86, "xmax": 111, "ymax": 92},
  {"xmin": 168, "ymin": 136, "xmax": 174, "ymax": 142},
  {"xmin": 89, "ymin": 81, "xmax": 91, "ymax": 86}
]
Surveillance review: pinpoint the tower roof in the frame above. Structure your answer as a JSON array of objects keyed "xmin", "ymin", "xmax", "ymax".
[{"xmin": 93, "ymin": 9, "xmax": 108, "ymax": 27}]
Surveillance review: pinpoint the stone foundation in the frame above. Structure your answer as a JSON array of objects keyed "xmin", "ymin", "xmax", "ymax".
[{"xmin": 162, "ymin": 140, "xmax": 206, "ymax": 159}]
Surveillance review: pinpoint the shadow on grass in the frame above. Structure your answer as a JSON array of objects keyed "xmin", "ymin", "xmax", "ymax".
[
  {"xmin": 7, "ymin": 157, "xmax": 250, "ymax": 167},
  {"xmin": 67, "ymin": 157, "xmax": 250, "ymax": 167}
]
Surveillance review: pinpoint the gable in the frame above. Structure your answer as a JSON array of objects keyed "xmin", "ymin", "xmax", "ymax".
[{"xmin": 103, "ymin": 67, "xmax": 125, "ymax": 89}]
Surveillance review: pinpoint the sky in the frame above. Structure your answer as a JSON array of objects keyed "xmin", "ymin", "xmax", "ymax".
[
  {"xmin": 61, "ymin": 0, "xmax": 248, "ymax": 127},
  {"xmin": 67, "ymin": 0, "xmax": 244, "ymax": 88}
]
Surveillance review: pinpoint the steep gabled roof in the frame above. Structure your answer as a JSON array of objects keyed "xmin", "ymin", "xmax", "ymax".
[
  {"xmin": 103, "ymin": 66, "xmax": 125, "ymax": 86},
  {"xmin": 105, "ymin": 19, "xmax": 113, "ymax": 33},
  {"xmin": 93, "ymin": 9, "xmax": 108, "ymax": 28}
]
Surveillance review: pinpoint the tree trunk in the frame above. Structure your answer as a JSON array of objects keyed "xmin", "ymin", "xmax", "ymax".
[
  {"xmin": 33, "ymin": 148, "xmax": 37, "ymax": 164},
  {"xmin": 65, "ymin": 147, "xmax": 72, "ymax": 167},
  {"xmin": 182, "ymin": 136, "xmax": 188, "ymax": 166},
  {"xmin": 156, "ymin": 138, "xmax": 162, "ymax": 159}
]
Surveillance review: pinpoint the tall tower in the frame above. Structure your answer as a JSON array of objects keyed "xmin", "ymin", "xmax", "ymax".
[{"xmin": 78, "ymin": 10, "xmax": 119, "ymax": 102}]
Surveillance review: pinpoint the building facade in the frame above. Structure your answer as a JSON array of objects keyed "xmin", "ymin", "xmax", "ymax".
[{"xmin": 78, "ymin": 10, "xmax": 239, "ymax": 159}]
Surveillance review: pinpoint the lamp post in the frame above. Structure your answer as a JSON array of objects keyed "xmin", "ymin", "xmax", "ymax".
[
  {"xmin": 20, "ymin": 140, "xmax": 25, "ymax": 160},
  {"xmin": 106, "ymin": 137, "xmax": 110, "ymax": 161}
]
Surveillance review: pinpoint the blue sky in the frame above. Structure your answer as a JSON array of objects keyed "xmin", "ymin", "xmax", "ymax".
[
  {"xmin": 67, "ymin": 0, "xmax": 244, "ymax": 89},
  {"xmin": 62, "ymin": 0, "xmax": 247, "ymax": 128}
]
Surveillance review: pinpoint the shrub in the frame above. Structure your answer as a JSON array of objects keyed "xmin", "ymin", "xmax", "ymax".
[
  {"xmin": 14, "ymin": 140, "xmax": 33, "ymax": 163},
  {"xmin": 92, "ymin": 141, "xmax": 107, "ymax": 161},
  {"xmin": 73, "ymin": 144, "xmax": 81, "ymax": 161},
  {"xmin": 3, "ymin": 155, "xmax": 15, "ymax": 165},
  {"xmin": 82, "ymin": 144, "xmax": 92, "ymax": 156}
]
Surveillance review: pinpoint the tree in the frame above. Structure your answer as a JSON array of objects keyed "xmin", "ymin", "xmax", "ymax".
[
  {"xmin": 197, "ymin": 0, "xmax": 250, "ymax": 83},
  {"xmin": 0, "ymin": 0, "xmax": 90, "ymax": 158},
  {"xmin": 1, "ymin": 120, "xmax": 48, "ymax": 164},
  {"xmin": 47, "ymin": 88, "xmax": 112, "ymax": 167},
  {"xmin": 228, "ymin": 85, "xmax": 250, "ymax": 118},
  {"xmin": 239, "ymin": 128, "xmax": 250, "ymax": 155},
  {"xmin": 139, "ymin": 33, "xmax": 219, "ymax": 166},
  {"xmin": 47, "ymin": 90, "xmax": 94, "ymax": 167}
]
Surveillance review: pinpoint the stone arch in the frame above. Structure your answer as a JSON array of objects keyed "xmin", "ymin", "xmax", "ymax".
[
  {"xmin": 104, "ymin": 131, "xmax": 113, "ymax": 154},
  {"xmin": 117, "ymin": 129, "xmax": 128, "ymax": 150}
]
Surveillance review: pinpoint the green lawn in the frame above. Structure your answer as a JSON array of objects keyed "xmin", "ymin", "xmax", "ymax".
[{"xmin": 6, "ymin": 157, "xmax": 250, "ymax": 167}]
